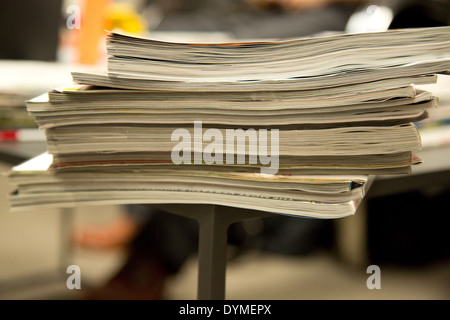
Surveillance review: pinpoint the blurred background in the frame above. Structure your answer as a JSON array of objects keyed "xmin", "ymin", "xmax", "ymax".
[{"xmin": 0, "ymin": 0, "xmax": 449, "ymax": 300}]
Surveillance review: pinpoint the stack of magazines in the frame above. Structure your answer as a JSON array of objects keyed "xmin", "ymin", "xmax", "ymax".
[{"xmin": 8, "ymin": 26, "xmax": 450, "ymax": 218}]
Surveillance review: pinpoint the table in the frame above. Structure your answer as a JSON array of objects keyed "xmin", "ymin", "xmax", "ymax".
[
  {"xmin": 335, "ymin": 142, "xmax": 450, "ymax": 267},
  {"xmin": 2, "ymin": 138, "xmax": 450, "ymax": 299},
  {"xmin": 0, "ymin": 141, "xmax": 76, "ymax": 296},
  {"xmin": 152, "ymin": 204, "xmax": 272, "ymax": 300},
  {"xmin": 0, "ymin": 141, "xmax": 274, "ymax": 300}
]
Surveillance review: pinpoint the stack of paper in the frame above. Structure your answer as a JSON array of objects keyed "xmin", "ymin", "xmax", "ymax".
[
  {"xmin": 0, "ymin": 60, "xmax": 93, "ymax": 142},
  {"xmin": 8, "ymin": 26, "xmax": 450, "ymax": 218}
]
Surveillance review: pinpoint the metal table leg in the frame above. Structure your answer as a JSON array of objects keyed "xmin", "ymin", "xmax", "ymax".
[
  {"xmin": 59, "ymin": 207, "xmax": 75, "ymax": 275},
  {"xmin": 154, "ymin": 204, "xmax": 272, "ymax": 300}
]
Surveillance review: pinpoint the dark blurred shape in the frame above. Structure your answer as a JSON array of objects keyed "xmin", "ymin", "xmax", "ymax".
[
  {"xmin": 389, "ymin": 0, "xmax": 450, "ymax": 28},
  {"xmin": 360, "ymin": 0, "xmax": 449, "ymax": 267},
  {"xmin": 147, "ymin": 0, "xmax": 359, "ymax": 39},
  {"xmin": 367, "ymin": 188, "xmax": 450, "ymax": 266},
  {"xmin": 0, "ymin": 0, "xmax": 62, "ymax": 61}
]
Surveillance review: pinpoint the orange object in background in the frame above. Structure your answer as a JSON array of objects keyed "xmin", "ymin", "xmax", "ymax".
[
  {"xmin": 76, "ymin": 0, "xmax": 112, "ymax": 65},
  {"xmin": 71, "ymin": 0, "xmax": 147, "ymax": 65}
]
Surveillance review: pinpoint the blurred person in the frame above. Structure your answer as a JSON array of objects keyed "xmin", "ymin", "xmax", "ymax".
[{"xmin": 147, "ymin": 0, "xmax": 364, "ymax": 38}]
